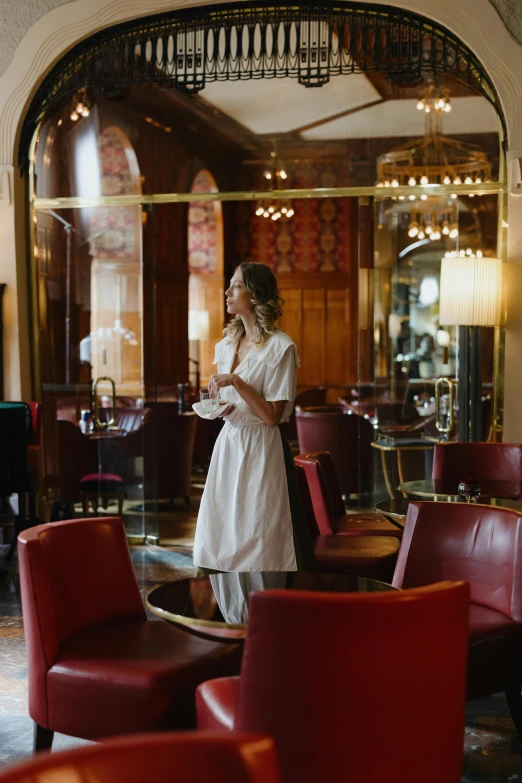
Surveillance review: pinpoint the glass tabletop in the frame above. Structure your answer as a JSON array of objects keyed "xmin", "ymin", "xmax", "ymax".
[
  {"xmin": 146, "ymin": 572, "xmax": 398, "ymax": 641},
  {"xmin": 399, "ymin": 479, "xmax": 522, "ymax": 500}
]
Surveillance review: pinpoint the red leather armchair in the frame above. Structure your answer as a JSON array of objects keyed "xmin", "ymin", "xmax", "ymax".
[
  {"xmin": 0, "ymin": 732, "xmax": 280, "ymax": 783},
  {"xmin": 295, "ymin": 406, "xmax": 373, "ymax": 496},
  {"xmin": 295, "ymin": 451, "xmax": 401, "ymax": 537},
  {"xmin": 433, "ymin": 442, "xmax": 522, "ymax": 486},
  {"xmin": 393, "ymin": 501, "xmax": 522, "ymax": 736},
  {"xmin": 197, "ymin": 582, "xmax": 470, "ymax": 783},
  {"xmin": 294, "ymin": 463, "xmax": 399, "ymax": 580},
  {"xmin": 18, "ymin": 516, "xmax": 242, "ymax": 752}
]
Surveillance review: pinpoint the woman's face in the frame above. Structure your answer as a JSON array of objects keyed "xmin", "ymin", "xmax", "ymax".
[{"xmin": 225, "ymin": 269, "xmax": 254, "ymax": 317}]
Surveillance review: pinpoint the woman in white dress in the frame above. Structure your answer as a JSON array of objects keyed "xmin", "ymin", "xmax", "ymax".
[{"xmin": 193, "ymin": 262, "xmax": 315, "ymax": 623}]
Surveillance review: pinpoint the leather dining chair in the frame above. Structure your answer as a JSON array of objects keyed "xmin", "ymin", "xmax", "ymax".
[
  {"xmin": 294, "ymin": 463, "xmax": 400, "ymax": 581},
  {"xmin": 393, "ymin": 500, "xmax": 522, "ymax": 737},
  {"xmin": 196, "ymin": 582, "xmax": 470, "ymax": 783},
  {"xmin": 432, "ymin": 441, "xmax": 522, "ymax": 487},
  {"xmin": 295, "ymin": 451, "xmax": 401, "ymax": 537},
  {"xmin": 17, "ymin": 516, "xmax": 242, "ymax": 753},
  {"xmin": 0, "ymin": 732, "xmax": 280, "ymax": 783},
  {"xmin": 284, "ymin": 386, "xmax": 327, "ymax": 442},
  {"xmin": 295, "ymin": 405, "xmax": 374, "ymax": 496}
]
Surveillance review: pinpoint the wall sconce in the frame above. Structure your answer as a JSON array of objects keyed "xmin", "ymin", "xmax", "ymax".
[
  {"xmin": 436, "ymin": 328, "xmax": 451, "ymax": 364},
  {"xmin": 188, "ymin": 309, "xmax": 210, "ymax": 341}
]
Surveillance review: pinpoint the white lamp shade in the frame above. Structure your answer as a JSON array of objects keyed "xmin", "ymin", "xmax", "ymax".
[
  {"xmin": 388, "ymin": 313, "xmax": 403, "ymax": 339},
  {"xmin": 439, "ymin": 257, "xmax": 503, "ymax": 326},
  {"xmin": 188, "ymin": 309, "xmax": 210, "ymax": 340}
]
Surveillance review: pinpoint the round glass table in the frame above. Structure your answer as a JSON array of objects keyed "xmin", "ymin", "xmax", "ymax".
[
  {"xmin": 146, "ymin": 572, "xmax": 398, "ymax": 641},
  {"xmin": 399, "ymin": 478, "xmax": 522, "ymax": 501}
]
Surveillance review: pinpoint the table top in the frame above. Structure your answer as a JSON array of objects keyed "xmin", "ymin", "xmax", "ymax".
[
  {"xmin": 375, "ymin": 498, "xmax": 409, "ymax": 524},
  {"xmin": 147, "ymin": 573, "xmax": 398, "ymax": 641},
  {"xmin": 372, "ymin": 438, "xmax": 434, "ymax": 452},
  {"xmin": 400, "ymin": 479, "xmax": 522, "ymax": 500}
]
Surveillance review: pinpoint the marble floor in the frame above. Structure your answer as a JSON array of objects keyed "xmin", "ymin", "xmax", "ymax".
[{"xmin": 0, "ymin": 483, "xmax": 521, "ymax": 780}]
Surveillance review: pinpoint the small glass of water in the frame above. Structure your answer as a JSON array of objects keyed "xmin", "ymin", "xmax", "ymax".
[{"xmin": 200, "ymin": 389, "xmax": 219, "ymax": 414}]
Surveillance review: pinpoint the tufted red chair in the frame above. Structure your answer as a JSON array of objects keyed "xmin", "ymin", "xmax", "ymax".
[
  {"xmin": 295, "ymin": 406, "xmax": 374, "ymax": 496},
  {"xmin": 433, "ymin": 442, "xmax": 522, "ymax": 488},
  {"xmin": 18, "ymin": 517, "xmax": 242, "ymax": 753},
  {"xmin": 295, "ymin": 451, "xmax": 401, "ymax": 538},
  {"xmin": 196, "ymin": 582, "xmax": 469, "ymax": 783},
  {"xmin": 0, "ymin": 732, "xmax": 280, "ymax": 783},
  {"xmin": 294, "ymin": 463, "xmax": 399, "ymax": 580},
  {"xmin": 393, "ymin": 501, "xmax": 522, "ymax": 736}
]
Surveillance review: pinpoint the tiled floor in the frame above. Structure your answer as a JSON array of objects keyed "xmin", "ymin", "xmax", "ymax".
[{"xmin": 0, "ymin": 484, "xmax": 521, "ymax": 780}]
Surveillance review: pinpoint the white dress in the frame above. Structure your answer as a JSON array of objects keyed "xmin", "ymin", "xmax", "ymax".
[{"xmin": 193, "ymin": 329, "xmax": 299, "ymax": 573}]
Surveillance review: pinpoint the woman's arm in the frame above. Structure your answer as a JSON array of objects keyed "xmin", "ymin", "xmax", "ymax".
[{"xmin": 209, "ymin": 373, "xmax": 287, "ymax": 427}]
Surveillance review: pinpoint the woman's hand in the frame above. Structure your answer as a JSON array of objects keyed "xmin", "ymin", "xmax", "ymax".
[
  {"xmin": 218, "ymin": 405, "xmax": 236, "ymax": 418},
  {"xmin": 209, "ymin": 373, "xmax": 236, "ymax": 398}
]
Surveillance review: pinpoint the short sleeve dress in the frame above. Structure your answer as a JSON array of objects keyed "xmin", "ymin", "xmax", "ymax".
[{"xmin": 193, "ymin": 329, "xmax": 300, "ymax": 573}]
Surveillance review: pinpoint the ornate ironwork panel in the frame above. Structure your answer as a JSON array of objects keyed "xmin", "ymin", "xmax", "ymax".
[{"xmin": 20, "ymin": 1, "xmax": 503, "ymax": 169}]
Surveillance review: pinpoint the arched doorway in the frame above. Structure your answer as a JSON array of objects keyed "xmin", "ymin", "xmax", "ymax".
[
  {"xmin": 25, "ymin": 0, "xmax": 506, "ymax": 533},
  {"xmin": 187, "ymin": 169, "xmax": 224, "ymax": 389}
]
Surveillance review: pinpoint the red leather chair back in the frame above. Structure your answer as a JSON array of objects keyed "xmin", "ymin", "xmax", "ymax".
[
  {"xmin": 432, "ymin": 442, "xmax": 522, "ymax": 483},
  {"xmin": 17, "ymin": 517, "xmax": 145, "ymax": 727},
  {"xmin": 27, "ymin": 402, "xmax": 42, "ymax": 446},
  {"xmin": 393, "ymin": 501, "xmax": 522, "ymax": 622},
  {"xmin": 294, "ymin": 452, "xmax": 344, "ymax": 535},
  {"xmin": 0, "ymin": 732, "xmax": 280, "ymax": 783},
  {"xmin": 295, "ymin": 407, "xmax": 373, "ymax": 496},
  {"xmin": 294, "ymin": 464, "xmax": 320, "ymax": 537},
  {"xmin": 235, "ymin": 583, "xmax": 469, "ymax": 783}
]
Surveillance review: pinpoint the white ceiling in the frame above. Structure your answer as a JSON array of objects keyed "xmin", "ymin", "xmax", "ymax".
[
  {"xmin": 200, "ymin": 75, "xmax": 499, "ymax": 140},
  {"xmin": 201, "ymin": 74, "xmax": 381, "ymax": 135},
  {"xmin": 301, "ymin": 96, "xmax": 499, "ymax": 140}
]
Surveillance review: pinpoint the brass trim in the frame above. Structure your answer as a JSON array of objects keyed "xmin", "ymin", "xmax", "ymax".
[
  {"xmin": 145, "ymin": 588, "xmax": 246, "ymax": 633},
  {"xmin": 126, "ymin": 534, "xmax": 146, "ymax": 545},
  {"xmin": 32, "ymin": 182, "xmax": 503, "ymax": 210}
]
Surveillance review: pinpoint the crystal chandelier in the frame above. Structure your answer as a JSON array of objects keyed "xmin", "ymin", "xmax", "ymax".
[
  {"xmin": 376, "ymin": 86, "xmax": 492, "ymax": 242},
  {"xmin": 255, "ymin": 150, "xmax": 294, "ymax": 221}
]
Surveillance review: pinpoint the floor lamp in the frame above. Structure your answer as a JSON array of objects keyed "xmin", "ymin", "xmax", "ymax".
[{"xmin": 439, "ymin": 255, "xmax": 503, "ymax": 442}]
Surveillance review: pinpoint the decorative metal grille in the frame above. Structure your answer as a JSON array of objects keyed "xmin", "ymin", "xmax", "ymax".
[{"xmin": 20, "ymin": 0, "xmax": 503, "ymax": 169}]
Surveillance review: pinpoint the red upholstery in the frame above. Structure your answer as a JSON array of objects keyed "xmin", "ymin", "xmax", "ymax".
[
  {"xmin": 0, "ymin": 732, "xmax": 280, "ymax": 783},
  {"xmin": 295, "ymin": 406, "xmax": 373, "ymax": 496},
  {"xmin": 18, "ymin": 517, "xmax": 242, "ymax": 745},
  {"xmin": 295, "ymin": 452, "xmax": 401, "ymax": 537},
  {"xmin": 393, "ymin": 501, "xmax": 522, "ymax": 725},
  {"xmin": 197, "ymin": 583, "xmax": 470, "ymax": 783},
  {"xmin": 27, "ymin": 402, "xmax": 42, "ymax": 469},
  {"xmin": 294, "ymin": 463, "xmax": 399, "ymax": 580},
  {"xmin": 432, "ymin": 442, "xmax": 522, "ymax": 485},
  {"xmin": 284, "ymin": 387, "xmax": 327, "ymax": 441}
]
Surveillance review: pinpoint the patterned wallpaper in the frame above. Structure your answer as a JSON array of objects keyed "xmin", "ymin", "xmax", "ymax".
[
  {"xmin": 188, "ymin": 169, "xmax": 219, "ymax": 275},
  {"xmin": 241, "ymin": 162, "xmax": 353, "ymax": 273},
  {"xmin": 88, "ymin": 126, "xmax": 140, "ymax": 261}
]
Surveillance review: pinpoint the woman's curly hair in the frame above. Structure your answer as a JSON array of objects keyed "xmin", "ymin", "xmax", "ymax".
[{"xmin": 224, "ymin": 261, "xmax": 285, "ymax": 347}]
